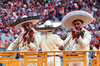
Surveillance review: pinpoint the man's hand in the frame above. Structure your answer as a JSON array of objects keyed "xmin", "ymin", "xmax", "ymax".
[
  {"xmin": 18, "ymin": 53, "xmax": 24, "ymax": 58},
  {"xmin": 59, "ymin": 45, "xmax": 64, "ymax": 50},
  {"xmin": 26, "ymin": 32, "xmax": 34, "ymax": 44},
  {"xmin": 90, "ymin": 45, "xmax": 94, "ymax": 49},
  {"xmin": 25, "ymin": 34, "xmax": 31, "ymax": 44},
  {"xmin": 75, "ymin": 29, "xmax": 84, "ymax": 38}
]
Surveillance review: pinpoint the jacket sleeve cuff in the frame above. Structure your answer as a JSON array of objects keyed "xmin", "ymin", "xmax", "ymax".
[
  {"xmin": 27, "ymin": 42, "xmax": 38, "ymax": 51},
  {"xmin": 60, "ymin": 43, "xmax": 64, "ymax": 46}
]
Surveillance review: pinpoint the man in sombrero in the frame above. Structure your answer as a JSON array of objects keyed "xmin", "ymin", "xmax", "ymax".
[
  {"xmin": 36, "ymin": 20, "xmax": 63, "ymax": 66},
  {"xmin": 7, "ymin": 15, "xmax": 41, "ymax": 66},
  {"xmin": 59, "ymin": 10, "xmax": 93, "ymax": 66}
]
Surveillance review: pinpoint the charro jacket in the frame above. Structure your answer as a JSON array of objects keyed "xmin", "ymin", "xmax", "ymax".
[
  {"xmin": 63, "ymin": 28, "xmax": 91, "ymax": 50},
  {"xmin": 40, "ymin": 32, "xmax": 64, "ymax": 55},
  {"xmin": 62, "ymin": 28, "xmax": 91, "ymax": 66},
  {"xmin": 7, "ymin": 28, "xmax": 41, "ymax": 51}
]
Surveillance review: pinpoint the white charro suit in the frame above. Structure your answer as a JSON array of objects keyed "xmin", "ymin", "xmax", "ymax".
[
  {"xmin": 40, "ymin": 32, "xmax": 64, "ymax": 66},
  {"xmin": 63, "ymin": 28, "xmax": 91, "ymax": 66},
  {"xmin": 7, "ymin": 28, "xmax": 41, "ymax": 66}
]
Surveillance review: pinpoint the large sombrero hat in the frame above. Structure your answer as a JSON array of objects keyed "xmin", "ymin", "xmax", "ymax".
[
  {"xmin": 36, "ymin": 20, "xmax": 61, "ymax": 32},
  {"xmin": 11, "ymin": 15, "xmax": 40, "ymax": 28},
  {"xmin": 62, "ymin": 10, "xmax": 93, "ymax": 28}
]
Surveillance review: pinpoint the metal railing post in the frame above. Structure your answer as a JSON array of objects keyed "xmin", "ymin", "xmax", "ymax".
[
  {"xmin": 84, "ymin": 52, "xmax": 87, "ymax": 66},
  {"xmin": 63, "ymin": 52, "xmax": 66, "ymax": 66},
  {"xmin": 45, "ymin": 52, "xmax": 47, "ymax": 66}
]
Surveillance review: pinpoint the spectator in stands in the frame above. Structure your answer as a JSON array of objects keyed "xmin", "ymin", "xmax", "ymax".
[
  {"xmin": 97, "ymin": 30, "xmax": 100, "ymax": 50},
  {"xmin": 8, "ymin": 39, "xmax": 12, "ymax": 45},
  {"xmin": 7, "ymin": 15, "xmax": 41, "ymax": 66},
  {"xmin": 0, "ymin": 38, "xmax": 2, "ymax": 44},
  {"xmin": 4, "ymin": 39, "xmax": 8, "ymax": 45},
  {"xmin": 59, "ymin": 10, "xmax": 93, "ymax": 66},
  {"xmin": 37, "ymin": 20, "xmax": 63, "ymax": 66}
]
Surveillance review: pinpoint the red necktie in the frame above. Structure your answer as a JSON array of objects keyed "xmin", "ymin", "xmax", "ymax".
[
  {"xmin": 72, "ymin": 30, "xmax": 76, "ymax": 40},
  {"xmin": 23, "ymin": 33, "xmax": 26, "ymax": 42}
]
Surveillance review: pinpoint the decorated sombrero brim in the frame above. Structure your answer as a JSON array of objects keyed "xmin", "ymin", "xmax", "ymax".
[
  {"xmin": 11, "ymin": 15, "xmax": 40, "ymax": 28},
  {"xmin": 36, "ymin": 20, "xmax": 61, "ymax": 32},
  {"xmin": 62, "ymin": 10, "xmax": 93, "ymax": 28}
]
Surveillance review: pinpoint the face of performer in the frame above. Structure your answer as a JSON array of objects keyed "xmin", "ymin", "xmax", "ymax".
[
  {"xmin": 72, "ymin": 20, "xmax": 83, "ymax": 30},
  {"xmin": 22, "ymin": 22, "xmax": 33, "ymax": 32}
]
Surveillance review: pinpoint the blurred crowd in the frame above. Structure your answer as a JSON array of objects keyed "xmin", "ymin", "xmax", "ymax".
[{"xmin": 0, "ymin": 0, "xmax": 100, "ymax": 51}]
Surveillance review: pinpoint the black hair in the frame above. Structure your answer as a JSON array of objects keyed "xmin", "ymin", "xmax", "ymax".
[{"xmin": 72, "ymin": 19, "xmax": 84, "ymax": 24}]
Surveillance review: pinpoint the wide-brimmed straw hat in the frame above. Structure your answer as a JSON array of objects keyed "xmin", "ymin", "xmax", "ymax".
[
  {"xmin": 36, "ymin": 20, "xmax": 61, "ymax": 32},
  {"xmin": 62, "ymin": 10, "xmax": 93, "ymax": 28},
  {"xmin": 11, "ymin": 15, "xmax": 40, "ymax": 28}
]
